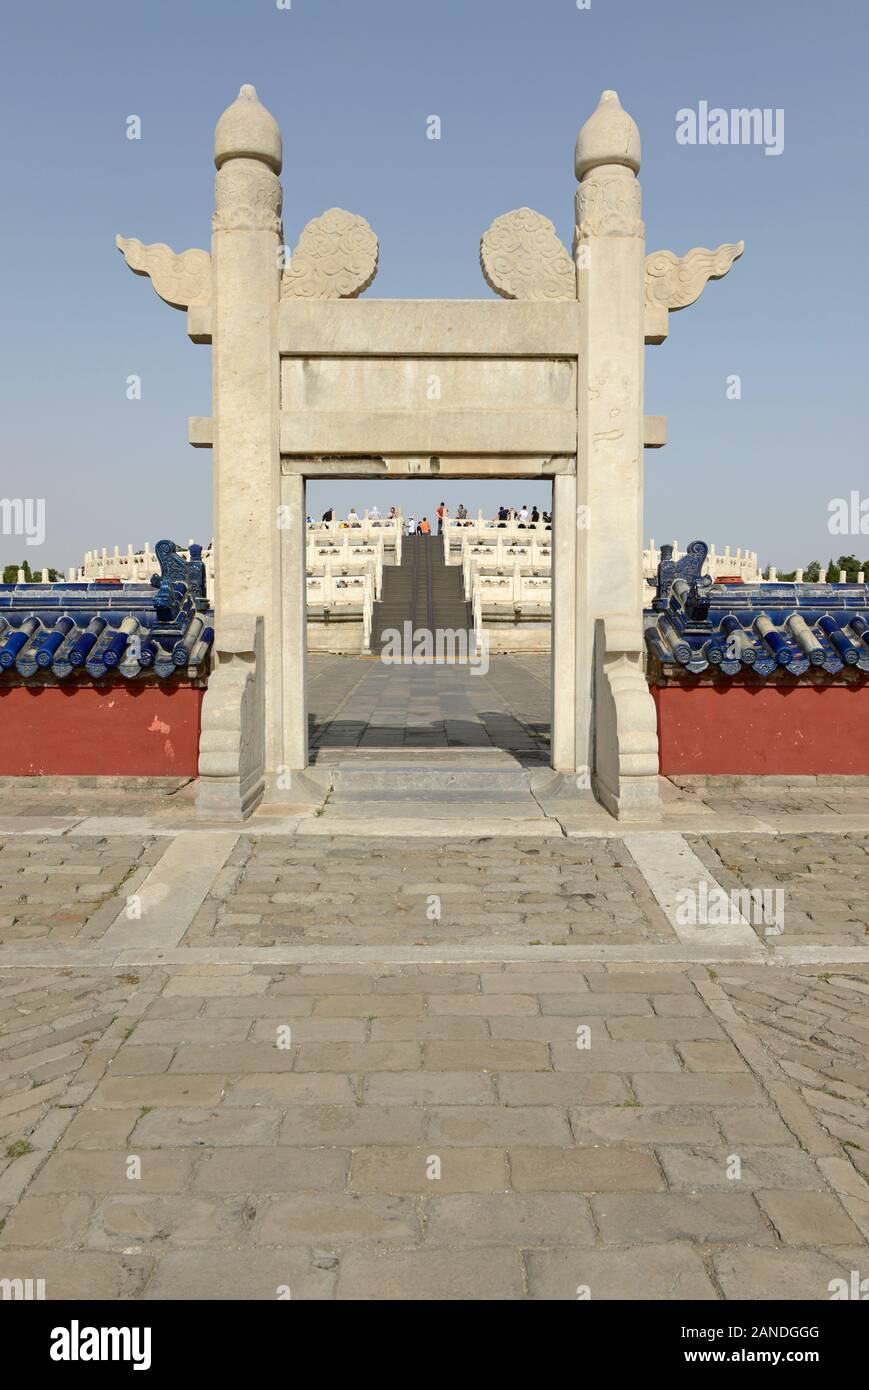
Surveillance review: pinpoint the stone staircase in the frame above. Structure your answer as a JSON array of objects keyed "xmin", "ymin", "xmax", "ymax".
[
  {"xmin": 371, "ymin": 535, "xmax": 471, "ymax": 655},
  {"xmin": 309, "ymin": 747, "xmax": 589, "ymax": 823}
]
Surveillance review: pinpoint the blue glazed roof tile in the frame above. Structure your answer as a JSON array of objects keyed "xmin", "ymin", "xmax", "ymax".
[
  {"xmin": 0, "ymin": 541, "xmax": 213, "ymax": 682},
  {"xmin": 645, "ymin": 541, "xmax": 869, "ymax": 679}
]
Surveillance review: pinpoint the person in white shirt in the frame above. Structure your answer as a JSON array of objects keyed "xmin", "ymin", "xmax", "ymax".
[
  {"xmin": 406, "ymin": 514, "xmax": 416, "ymax": 536},
  {"xmin": 518, "ymin": 504, "xmax": 529, "ymax": 528},
  {"xmin": 347, "ymin": 507, "xmax": 360, "ymax": 526},
  {"xmin": 369, "ymin": 504, "xmax": 380, "ymax": 519}
]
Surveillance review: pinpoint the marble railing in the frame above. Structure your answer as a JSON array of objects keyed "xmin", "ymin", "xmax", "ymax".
[
  {"xmin": 307, "ymin": 516, "xmax": 402, "ymax": 565},
  {"xmin": 306, "ymin": 571, "xmax": 373, "ymax": 651},
  {"xmin": 306, "ymin": 537, "xmax": 384, "ymax": 600}
]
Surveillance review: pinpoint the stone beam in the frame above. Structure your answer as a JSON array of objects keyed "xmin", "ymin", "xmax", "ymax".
[
  {"xmin": 187, "ymin": 307, "xmax": 212, "ymax": 344},
  {"xmin": 278, "ymin": 299, "xmax": 580, "ymax": 358},
  {"xmin": 279, "ymin": 455, "xmax": 576, "ymax": 478},
  {"xmin": 188, "ymin": 417, "xmax": 214, "ymax": 448},
  {"xmin": 279, "ymin": 409, "xmax": 577, "ymax": 456},
  {"xmin": 644, "ymin": 415, "xmax": 667, "ymax": 449}
]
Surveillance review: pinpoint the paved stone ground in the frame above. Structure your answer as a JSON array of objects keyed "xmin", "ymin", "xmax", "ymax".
[
  {"xmin": 0, "ymin": 962, "xmax": 866, "ymax": 1299},
  {"xmin": 185, "ymin": 835, "xmax": 675, "ymax": 948},
  {"xmin": 0, "ymin": 838, "xmax": 163, "ymax": 947},
  {"xmin": 716, "ymin": 967, "xmax": 869, "ymax": 1190},
  {"xmin": 3, "ymin": 826, "xmax": 869, "ymax": 959},
  {"xmin": 308, "ymin": 654, "xmax": 549, "ymax": 754},
  {"xmin": 690, "ymin": 834, "xmax": 869, "ymax": 949},
  {"xmin": 1, "ymin": 657, "xmax": 868, "ymax": 1299}
]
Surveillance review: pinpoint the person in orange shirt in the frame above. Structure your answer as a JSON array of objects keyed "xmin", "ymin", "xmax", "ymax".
[{"xmin": 418, "ymin": 517, "xmax": 431, "ymax": 535}]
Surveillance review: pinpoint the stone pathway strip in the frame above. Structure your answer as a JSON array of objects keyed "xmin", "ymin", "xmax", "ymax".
[
  {"xmin": 622, "ymin": 833, "xmax": 759, "ymax": 952},
  {"xmin": 100, "ymin": 833, "xmax": 239, "ymax": 950},
  {"xmin": 0, "ymin": 963, "xmax": 866, "ymax": 1299},
  {"xmin": 1, "ymin": 829, "xmax": 867, "ymax": 966}
]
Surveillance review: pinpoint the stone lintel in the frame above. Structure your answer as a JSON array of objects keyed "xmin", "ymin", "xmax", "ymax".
[
  {"xmin": 279, "ymin": 409, "xmax": 576, "ymax": 456},
  {"xmin": 278, "ymin": 299, "xmax": 580, "ymax": 358},
  {"xmin": 280, "ymin": 455, "xmax": 576, "ymax": 479}
]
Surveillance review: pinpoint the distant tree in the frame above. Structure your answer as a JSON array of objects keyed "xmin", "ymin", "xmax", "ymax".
[
  {"xmin": 2, "ymin": 560, "xmax": 63, "ymax": 584},
  {"xmin": 825, "ymin": 558, "xmax": 839, "ymax": 583},
  {"xmin": 804, "ymin": 561, "xmax": 821, "ymax": 582},
  {"xmin": 778, "ymin": 570, "xmax": 797, "ymax": 581},
  {"xmin": 835, "ymin": 554, "xmax": 861, "ymax": 582}
]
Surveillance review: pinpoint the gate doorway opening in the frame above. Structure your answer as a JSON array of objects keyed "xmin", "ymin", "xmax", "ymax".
[{"xmin": 304, "ymin": 480, "xmax": 554, "ymax": 765}]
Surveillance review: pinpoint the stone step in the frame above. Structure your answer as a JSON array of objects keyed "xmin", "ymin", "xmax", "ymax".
[
  {"xmin": 318, "ymin": 797, "xmax": 549, "ymax": 820},
  {"xmin": 371, "ymin": 535, "xmax": 471, "ymax": 654},
  {"xmin": 330, "ymin": 759, "xmax": 534, "ymax": 796}
]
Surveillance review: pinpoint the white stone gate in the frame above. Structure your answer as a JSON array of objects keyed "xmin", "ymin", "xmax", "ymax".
[{"xmin": 118, "ymin": 84, "xmax": 741, "ymax": 821}]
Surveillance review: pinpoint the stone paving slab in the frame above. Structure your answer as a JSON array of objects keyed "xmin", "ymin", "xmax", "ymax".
[
  {"xmin": 308, "ymin": 655, "xmax": 548, "ymax": 755},
  {"xmin": 690, "ymin": 833, "xmax": 869, "ymax": 949},
  {"xmin": 182, "ymin": 834, "xmax": 676, "ymax": 950},
  {"xmin": 0, "ymin": 837, "xmax": 163, "ymax": 949},
  {"xmin": 0, "ymin": 961, "xmax": 865, "ymax": 1300}
]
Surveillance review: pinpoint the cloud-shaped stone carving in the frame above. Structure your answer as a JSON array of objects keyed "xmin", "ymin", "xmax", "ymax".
[
  {"xmin": 281, "ymin": 208, "xmax": 379, "ymax": 299},
  {"xmin": 645, "ymin": 242, "xmax": 744, "ymax": 311},
  {"xmin": 480, "ymin": 208, "xmax": 575, "ymax": 302},
  {"xmin": 115, "ymin": 235, "xmax": 211, "ymax": 309}
]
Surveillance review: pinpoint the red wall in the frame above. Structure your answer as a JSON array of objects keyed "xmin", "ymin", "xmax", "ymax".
[
  {"xmin": 653, "ymin": 682, "xmax": 869, "ymax": 775},
  {"xmin": 0, "ymin": 684, "xmax": 204, "ymax": 776}
]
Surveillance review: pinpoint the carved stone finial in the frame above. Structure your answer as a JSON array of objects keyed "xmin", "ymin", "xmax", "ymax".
[
  {"xmin": 281, "ymin": 209, "xmax": 379, "ymax": 299},
  {"xmin": 213, "ymin": 86, "xmax": 283, "ymax": 235},
  {"xmin": 214, "ymin": 83, "xmax": 282, "ymax": 173},
  {"xmin": 480, "ymin": 209, "xmax": 575, "ymax": 301},
  {"xmin": 575, "ymin": 90, "xmax": 641, "ymax": 180},
  {"xmin": 115, "ymin": 235, "xmax": 211, "ymax": 309},
  {"xmin": 645, "ymin": 242, "xmax": 744, "ymax": 310}
]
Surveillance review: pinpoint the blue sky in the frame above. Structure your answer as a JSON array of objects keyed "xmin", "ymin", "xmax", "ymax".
[{"xmin": 1, "ymin": 0, "xmax": 867, "ymax": 572}]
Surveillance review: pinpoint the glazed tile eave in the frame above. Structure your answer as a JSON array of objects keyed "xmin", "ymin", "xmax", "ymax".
[
  {"xmin": 0, "ymin": 541, "xmax": 213, "ymax": 682},
  {"xmin": 645, "ymin": 540, "xmax": 869, "ymax": 679}
]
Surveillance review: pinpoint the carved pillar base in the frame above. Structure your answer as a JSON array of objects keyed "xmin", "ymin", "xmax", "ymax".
[
  {"xmin": 196, "ymin": 616, "xmax": 266, "ymax": 820},
  {"xmin": 592, "ymin": 618, "xmax": 662, "ymax": 821},
  {"xmin": 263, "ymin": 767, "xmax": 331, "ymax": 808}
]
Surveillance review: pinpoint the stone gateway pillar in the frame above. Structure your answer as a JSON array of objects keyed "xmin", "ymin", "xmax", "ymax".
[
  {"xmin": 197, "ymin": 86, "xmax": 285, "ymax": 816},
  {"xmin": 573, "ymin": 91, "xmax": 660, "ymax": 820}
]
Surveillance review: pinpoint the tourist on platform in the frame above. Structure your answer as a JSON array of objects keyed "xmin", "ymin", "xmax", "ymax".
[
  {"xmin": 418, "ymin": 517, "xmax": 431, "ymax": 535},
  {"xmin": 531, "ymin": 505, "xmax": 540, "ymax": 524},
  {"xmin": 542, "ymin": 510, "xmax": 552, "ymax": 528},
  {"xmin": 436, "ymin": 502, "xmax": 447, "ymax": 534},
  {"xmin": 369, "ymin": 504, "xmax": 380, "ymax": 519},
  {"xmin": 456, "ymin": 503, "xmax": 468, "ymax": 521},
  {"xmin": 518, "ymin": 504, "xmax": 529, "ymax": 527},
  {"xmin": 406, "ymin": 514, "xmax": 416, "ymax": 535},
  {"xmin": 322, "ymin": 507, "xmax": 335, "ymax": 523},
  {"xmin": 497, "ymin": 504, "xmax": 509, "ymax": 527},
  {"xmin": 347, "ymin": 507, "xmax": 360, "ymax": 526}
]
